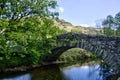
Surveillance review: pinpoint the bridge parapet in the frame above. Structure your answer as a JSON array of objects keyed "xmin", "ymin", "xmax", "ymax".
[{"xmin": 57, "ymin": 32, "xmax": 120, "ymax": 41}]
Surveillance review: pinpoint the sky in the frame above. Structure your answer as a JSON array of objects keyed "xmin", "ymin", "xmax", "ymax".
[{"xmin": 56, "ymin": 0, "xmax": 120, "ymax": 27}]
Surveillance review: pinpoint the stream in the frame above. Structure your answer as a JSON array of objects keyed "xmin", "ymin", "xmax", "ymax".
[{"xmin": 0, "ymin": 61, "xmax": 119, "ymax": 80}]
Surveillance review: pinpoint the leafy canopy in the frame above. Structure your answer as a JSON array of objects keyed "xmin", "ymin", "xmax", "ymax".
[
  {"xmin": 102, "ymin": 11, "xmax": 120, "ymax": 36},
  {"xmin": 0, "ymin": 0, "xmax": 63, "ymax": 67},
  {"xmin": 0, "ymin": 0, "xmax": 59, "ymax": 21}
]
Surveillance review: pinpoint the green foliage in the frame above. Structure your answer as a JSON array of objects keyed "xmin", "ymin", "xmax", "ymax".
[
  {"xmin": 115, "ymin": 12, "xmax": 120, "ymax": 36},
  {"xmin": 102, "ymin": 15, "xmax": 115, "ymax": 36},
  {"xmin": 102, "ymin": 12, "xmax": 120, "ymax": 36},
  {"xmin": 58, "ymin": 48, "xmax": 98, "ymax": 62},
  {"xmin": 66, "ymin": 56, "xmax": 74, "ymax": 62},
  {"xmin": 0, "ymin": 0, "xmax": 63, "ymax": 68},
  {"xmin": 0, "ymin": 17, "xmax": 62, "ymax": 67},
  {"xmin": 0, "ymin": 0, "xmax": 58, "ymax": 21}
]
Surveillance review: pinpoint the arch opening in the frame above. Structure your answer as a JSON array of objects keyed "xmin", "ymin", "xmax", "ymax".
[{"xmin": 57, "ymin": 48, "xmax": 100, "ymax": 62}]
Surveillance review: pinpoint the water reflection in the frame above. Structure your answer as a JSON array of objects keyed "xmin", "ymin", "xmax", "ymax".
[
  {"xmin": 62, "ymin": 64, "xmax": 103, "ymax": 80},
  {"xmin": 0, "ymin": 61, "xmax": 119, "ymax": 80},
  {"xmin": 1, "ymin": 74, "xmax": 31, "ymax": 80},
  {"xmin": 61, "ymin": 62, "xmax": 117, "ymax": 80},
  {"xmin": 0, "ymin": 65, "xmax": 64, "ymax": 80},
  {"xmin": 3, "ymin": 74, "xmax": 31, "ymax": 80},
  {"xmin": 30, "ymin": 65, "xmax": 64, "ymax": 80}
]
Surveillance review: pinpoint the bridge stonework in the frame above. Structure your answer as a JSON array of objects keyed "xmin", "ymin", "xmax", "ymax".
[{"xmin": 43, "ymin": 32, "xmax": 120, "ymax": 73}]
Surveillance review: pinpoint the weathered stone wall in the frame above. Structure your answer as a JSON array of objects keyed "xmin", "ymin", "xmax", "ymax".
[{"xmin": 44, "ymin": 32, "xmax": 120, "ymax": 73}]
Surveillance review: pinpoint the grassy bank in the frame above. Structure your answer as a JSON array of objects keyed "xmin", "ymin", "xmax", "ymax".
[{"xmin": 57, "ymin": 48, "xmax": 99, "ymax": 62}]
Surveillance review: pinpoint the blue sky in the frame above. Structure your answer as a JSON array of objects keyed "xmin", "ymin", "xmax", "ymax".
[{"xmin": 56, "ymin": 0, "xmax": 120, "ymax": 26}]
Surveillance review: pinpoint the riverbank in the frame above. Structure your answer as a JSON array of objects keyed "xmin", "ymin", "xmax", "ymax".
[
  {"xmin": 0, "ymin": 48, "xmax": 98, "ymax": 73},
  {"xmin": 0, "ymin": 61, "xmax": 67, "ymax": 73}
]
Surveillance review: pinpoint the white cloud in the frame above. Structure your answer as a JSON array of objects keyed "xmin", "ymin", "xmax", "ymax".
[
  {"xmin": 79, "ymin": 24, "xmax": 90, "ymax": 27},
  {"xmin": 79, "ymin": 24, "xmax": 98, "ymax": 27},
  {"xmin": 59, "ymin": 7, "xmax": 64, "ymax": 13}
]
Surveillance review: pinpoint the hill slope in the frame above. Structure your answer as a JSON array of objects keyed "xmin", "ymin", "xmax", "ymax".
[{"xmin": 55, "ymin": 19, "xmax": 102, "ymax": 35}]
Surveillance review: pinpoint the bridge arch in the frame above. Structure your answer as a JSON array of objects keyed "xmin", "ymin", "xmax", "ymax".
[{"xmin": 43, "ymin": 32, "xmax": 120, "ymax": 73}]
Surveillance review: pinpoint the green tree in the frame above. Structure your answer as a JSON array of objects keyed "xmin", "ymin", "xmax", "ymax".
[
  {"xmin": 0, "ymin": 0, "xmax": 59, "ymax": 21},
  {"xmin": 115, "ymin": 12, "xmax": 120, "ymax": 36},
  {"xmin": 102, "ymin": 12, "xmax": 120, "ymax": 36},
  {"xmin": 102, "ymin": 15, "xmax": 115, "ymax": 36},
  {"xmin": 0, "ymin": 0, "xmax": 63, "ymax": 68}
]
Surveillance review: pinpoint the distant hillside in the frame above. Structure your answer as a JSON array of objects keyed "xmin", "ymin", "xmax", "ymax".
[{"xmin": 55, "ymin": 19, "xmax": 102, "ymax": 35}]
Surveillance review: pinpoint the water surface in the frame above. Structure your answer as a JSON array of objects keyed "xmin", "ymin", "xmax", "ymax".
[{"xmin": 0, "ymin": 61, "xmax": 118, "ymax": 80}]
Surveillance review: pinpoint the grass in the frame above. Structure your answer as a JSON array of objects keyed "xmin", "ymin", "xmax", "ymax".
[{"xmin": 57, "ymin": 48, "xmax": 99, "ymax": 62}]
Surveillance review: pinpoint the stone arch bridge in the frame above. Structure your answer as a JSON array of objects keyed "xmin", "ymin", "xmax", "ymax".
[{"xmin": 43, "ymin": 32, "xmax": 120, "ymax": 73}]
